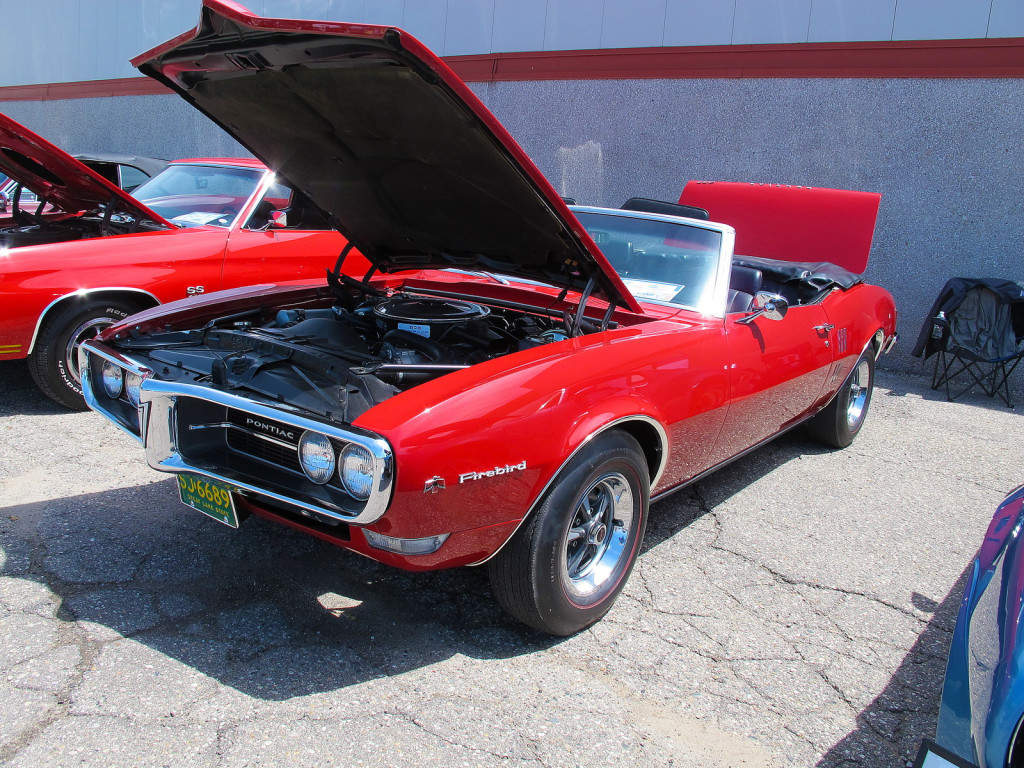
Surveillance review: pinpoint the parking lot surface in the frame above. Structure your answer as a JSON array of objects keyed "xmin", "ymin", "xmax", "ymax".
[{"xmin": 1, "ymin": 358, "xmax": 1021, "ymax": 768}]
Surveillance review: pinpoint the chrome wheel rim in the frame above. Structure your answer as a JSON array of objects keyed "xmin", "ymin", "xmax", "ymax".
[
  {"xmin": 64, "ymin": 316, "xmax": 118, "ymax": 383},
  {"xmin": 846, "ymin": 359, "xmax": 871, "ymax": 430},
  {"xmin": 562, "ymin": 471, "xmax": 635, "ymax": 600}
]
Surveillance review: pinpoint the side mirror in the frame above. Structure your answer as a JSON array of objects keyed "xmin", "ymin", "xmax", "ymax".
[
  {"xmin": 269, "ymin": 210, "xmax": 288, "ymax": 229},
  {"xmin": 737, "ymin": 292, "xmax": 789, "ymax": 325},
  {"xmin": 752, "ymin": 291, "xmax": 789, "ymax": 321}
]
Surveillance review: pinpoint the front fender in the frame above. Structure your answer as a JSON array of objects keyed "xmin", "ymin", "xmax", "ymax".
[{"xmin": 356, "ymin": 321, "xmax": 724, "ymax": 543}]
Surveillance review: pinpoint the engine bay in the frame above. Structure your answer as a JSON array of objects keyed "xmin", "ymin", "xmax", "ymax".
[
  {"xmin": 0, "ymin": 186, "xmax": 164, "ymax": 248},
  {"xmin": 114, "ymin": 291, "xmax": 581, "ymax": 423}
]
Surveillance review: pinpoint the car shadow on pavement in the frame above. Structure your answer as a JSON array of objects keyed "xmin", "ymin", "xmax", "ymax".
[
  {"xmin": 0, "ymin": 479, "xmax": 559, "ymax": 703},
  {"xmin": 0, "ymin": 360, "xmax": 71, "ymax": 417},
  {"xmin": 0, "ymin": 427, "xmax": 840, "ymax": 704},
  {"xmin": 815, "ymin": 565, "xmax": 968, "ymax": 767},
  {"xmin": 642, "ymin": 430, "xmax": 832, "ymax": 554}
]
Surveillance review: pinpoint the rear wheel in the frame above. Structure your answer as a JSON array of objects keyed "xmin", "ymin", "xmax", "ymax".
[
  {"xmin": 28, "ymin": 298, "xmax": 137, "ymax": 410},
  {"xmin": 488, "ymin": 430, "xmax": 649, "ymax": 636},
  {"xmin": 805, "ymin": 350, "xmax": 875, "ymax": 448}
]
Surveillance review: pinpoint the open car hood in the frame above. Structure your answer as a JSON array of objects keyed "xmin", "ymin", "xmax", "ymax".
[
  {"xmin": 132, "ymin": 0, "xmax": 640, "ymax": 312},
  {"xmin": 0, "ymin": 113, "xmax": 171, "ymax": 225},
  {"xmin": 679, "ymin": 181, "xmax": 881, "ymax": 274}
]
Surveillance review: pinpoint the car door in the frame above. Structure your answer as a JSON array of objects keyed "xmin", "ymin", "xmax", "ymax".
[
  {"xmin": 220, "ymin": 182, "xmax": 365, "ymax": 290},
  {"xmin": 709, "ymin": 302, "xmax": 834, "ymax": 465}
]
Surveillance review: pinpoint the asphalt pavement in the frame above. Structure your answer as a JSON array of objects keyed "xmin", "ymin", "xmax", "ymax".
[{"xmin": 1, "ymin": 357, "xmax": 1021, "ymax": 768}]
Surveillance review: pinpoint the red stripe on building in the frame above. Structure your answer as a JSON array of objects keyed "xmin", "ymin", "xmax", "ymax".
[{"xmin": 2, "ymin": 37, "xmax": 1023, "ymax": 102}]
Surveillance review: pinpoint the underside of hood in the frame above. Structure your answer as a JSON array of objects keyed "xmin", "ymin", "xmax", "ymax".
[
  {"xmin": 0, "ymin": 113, "xmax": 170, "ymax": 225},
  {"xmin": 679, "ymin": 181, "xmax": 881, "ymax": 274},
  {"xmin": 133, "ymin": 0, "xmax": 640, "ymax": 312}
]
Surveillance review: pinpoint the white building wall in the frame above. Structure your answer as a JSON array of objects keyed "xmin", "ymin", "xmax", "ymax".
[{"xmin": 2, "ymin": 0, "xmax": 1024, "ymax": 88}]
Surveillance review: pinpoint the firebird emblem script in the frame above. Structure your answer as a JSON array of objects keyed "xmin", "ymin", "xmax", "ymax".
[
  {"xmin": 422, "ymin": 462, "xmax": 528, "ymax": 493},
  {"xmin": 459, "ymin": 461, "xmax": 527, "ymax": 484}
]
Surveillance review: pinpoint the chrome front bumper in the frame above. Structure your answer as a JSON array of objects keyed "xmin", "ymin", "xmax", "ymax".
[{"xmin": 80, "ymin": 340, "xmax": 394, "ymax": 526}]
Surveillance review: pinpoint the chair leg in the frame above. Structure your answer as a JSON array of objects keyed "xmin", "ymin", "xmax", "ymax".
[
  {"xmin": 931, "ymin": 352, "xmax": 943, "ymax": 390},
  {"xmin": 941, "ymin": 353, "xmax": 991, "ymax": 402},
  {"xmin": 990, "ymin": 357, "xmax": 1022, "ymax": 408},
  {"xmin": 932, "ymin": 348, "xmax": 1020, "ymax": 407}
]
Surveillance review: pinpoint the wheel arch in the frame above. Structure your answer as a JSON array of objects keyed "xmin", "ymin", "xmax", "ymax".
[
  {"xmin": 472, "ymin": 414, "xmax": 668, "ymax": 566},
  {"xmin": 28, "ymin": 288, "xmax": 160, "ymax": 355}
]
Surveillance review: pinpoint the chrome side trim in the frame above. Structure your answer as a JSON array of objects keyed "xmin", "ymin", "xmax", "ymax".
[
  {"xmin": 29, "ymin": 287, "xmax": 161, "ymax": 355},
  {"xmin": 469, "ymin": 414, "xmax": 669, "ymax": 566}
]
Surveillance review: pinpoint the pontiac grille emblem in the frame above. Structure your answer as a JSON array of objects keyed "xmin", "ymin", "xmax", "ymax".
[{"xmin": 244, "ymin": 416, "xmax": 296, "ymax": 442}]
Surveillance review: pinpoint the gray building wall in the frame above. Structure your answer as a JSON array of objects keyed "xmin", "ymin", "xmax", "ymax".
[
  {"xmin": 3, "ymin": 75, "xmax": 1019, "ymax": 379},
  {"xmin": 2, "ymin": 0, "xmax": 1023, "ymax": 380},
  {"xmin": 3, "ymin": 0, "xmax": 1024, "ymax": 87}
]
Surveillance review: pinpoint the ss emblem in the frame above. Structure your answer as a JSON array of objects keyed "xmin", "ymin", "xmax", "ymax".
[{"xmin": 186, "ymin": 286, "xmax": 205, "ymax": 295}]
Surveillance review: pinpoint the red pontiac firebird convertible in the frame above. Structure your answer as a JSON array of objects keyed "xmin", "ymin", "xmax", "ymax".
[
  {"xmin": 0, "ymin": 118, "xmax": 357, "ymax": 409},
  {"xmin": 80, "ymin": 1, "xmax": 897, "ymax": 635}
]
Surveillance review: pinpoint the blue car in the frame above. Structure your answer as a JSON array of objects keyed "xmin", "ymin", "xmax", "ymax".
[{"xmin": 924, "ymin": 485, "xmax": 1024, "ymax": 768}]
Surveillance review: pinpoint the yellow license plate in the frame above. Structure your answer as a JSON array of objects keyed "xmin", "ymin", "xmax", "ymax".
[{"xmin": 176, "ymin": 473, "xmax": 240, "ymax": 528}]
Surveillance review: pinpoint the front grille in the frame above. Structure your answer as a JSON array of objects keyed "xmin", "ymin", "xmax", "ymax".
[
  {"xmin": 167, "ymin": 393, "xmax": 384, "ymax": 521},
  {"xmin": 226, "ymin": 429, "xmax": 301, "ymax": 472},
  {"xmin": 223, "ymin": 408, "xmax": 302, "ymax": 472},
  {"xmin": 136, "ymin": 387, "xmax": 391, "ymax": 528}
]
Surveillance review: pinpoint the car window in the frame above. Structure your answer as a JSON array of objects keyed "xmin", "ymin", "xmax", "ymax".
[
  {"xmin": 119, "ymin": 165, "xmax": 149, "ymax": 192},
  {"xmin": 244, "ymin": 183, "xmax": 334, "ymax": 231},
  {"xmin": 132, "ymin": 164, "xmax": 264, "ymax": 228},
  {"xmin": 86, "ymin": 162, "xmax": 119, "ymax": 186},
  {"xmin": 574, "ymin": 211, "xmax": 723, "ymax": 310},
  {"xmin": 261, "ymin": 181, "xmax": 292, "ymax": 210}
]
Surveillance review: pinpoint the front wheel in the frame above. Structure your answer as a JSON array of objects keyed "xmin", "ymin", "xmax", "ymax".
[
  {"xmin": 488, "ymin": 430, "xmax": 649, "ymax": 636},
  {"xmin": 805, "ymin": 349, "xmax": 875, "ymax": 449},
  {"xmin": 28, "ymin": 298, "xmax": 137, "ymax": 410}
]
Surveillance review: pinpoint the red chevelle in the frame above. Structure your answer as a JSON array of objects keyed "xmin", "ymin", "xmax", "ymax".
[
  {"xmin": 0, "ymin": 118, "xmax": 361, "ymax": 408},
  {"xmin": 80, "ymin": 1, "xmax": 897, "ymax": 635}
]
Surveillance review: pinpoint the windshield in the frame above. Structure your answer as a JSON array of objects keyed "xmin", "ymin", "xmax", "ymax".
[
  {"xmin": 574, "ymin": 211, "xmax": 723, "ymax": 310},
  {"xmin": 132, "ymin": 164, "xmax": 264, "ymax": 228}
]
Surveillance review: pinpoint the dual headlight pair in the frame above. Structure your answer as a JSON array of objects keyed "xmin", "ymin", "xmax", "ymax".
[
  {"xmin": 100, "ymin": 359, "xmax": 145, "ymax": 407},
  {"xmin": 298, "ymin": 431, "xmax": 374, "ymax": 501}
]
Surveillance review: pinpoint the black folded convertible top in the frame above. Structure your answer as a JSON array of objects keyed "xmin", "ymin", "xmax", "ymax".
[{"xmin": 734, "ymin": 254, "xmax": 863, "ymax": 292}]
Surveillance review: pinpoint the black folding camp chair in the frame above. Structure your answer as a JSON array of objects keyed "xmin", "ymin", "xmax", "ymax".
[{"xmin": 913, "ymin": 278, "xmax": 1024, "ymax": 408}]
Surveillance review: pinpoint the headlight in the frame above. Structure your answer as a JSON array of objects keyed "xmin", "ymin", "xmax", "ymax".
[
  {"xmin": 340, "ymin": 443, "xmax": 375, "ymax": 500},
  {"xmin": 100, "ymin": 360, "xmax": 123, "ymax": 398},
  {"xmin": 298, "ymin": 431, "xmax": 336, "ymax": 485},
  {"xmin": 125, "ymin": 372, "xmax": 143, "ymax": 407}
]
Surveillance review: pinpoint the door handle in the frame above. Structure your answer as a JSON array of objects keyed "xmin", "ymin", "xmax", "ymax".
[{"xmin": 813, "ymin": 324, "xmax": 835, "ymax": 332}]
